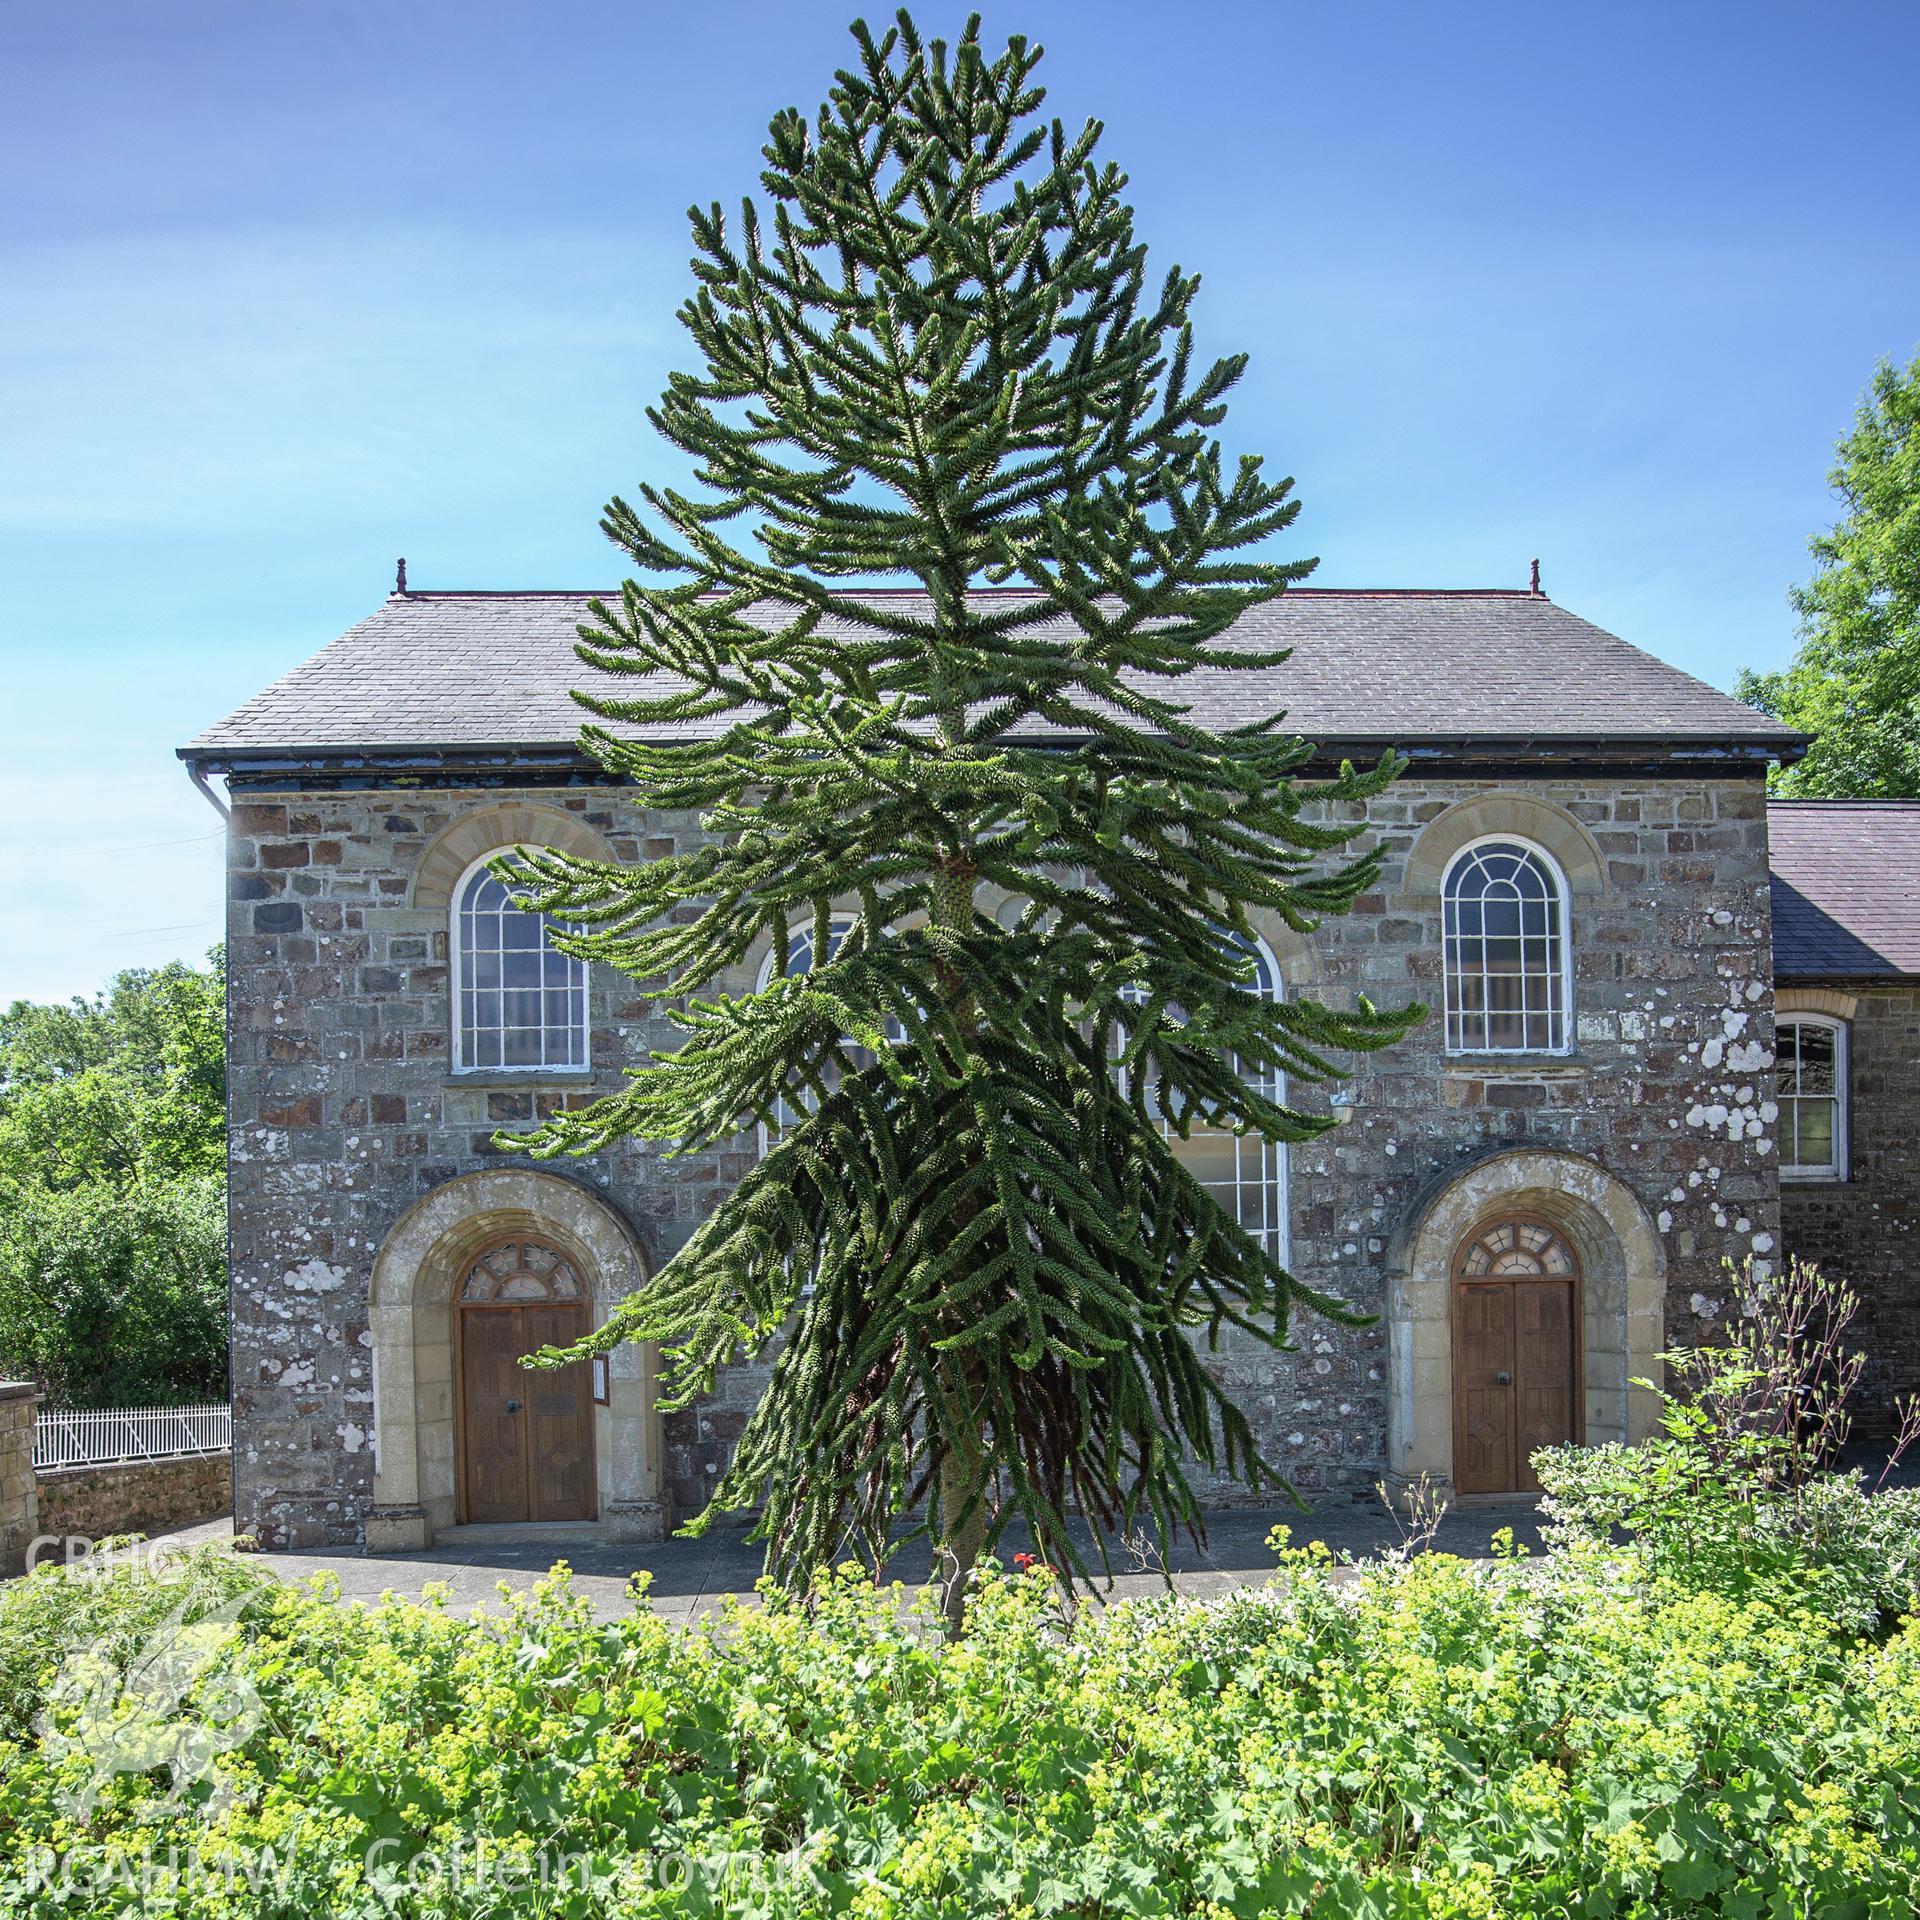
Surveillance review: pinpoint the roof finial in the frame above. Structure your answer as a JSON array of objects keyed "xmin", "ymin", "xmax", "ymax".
[
  {"xmin": 1529, "ymin": 556, "xmax": 1542, "ymax": 596},
  {"xmin": 395, "ymin": 556, "xmax": 408, "ymax": 596}
]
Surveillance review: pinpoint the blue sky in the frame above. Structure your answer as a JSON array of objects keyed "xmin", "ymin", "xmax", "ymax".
[{"xmin": 3, "ymin": 0, "xmax": 1916, "ymax": 1004}]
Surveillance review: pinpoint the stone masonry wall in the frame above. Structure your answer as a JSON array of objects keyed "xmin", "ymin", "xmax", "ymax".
[
  {"xmin": 0, "ymin": 1383, "xmax": 39, "ymax": 1577},
  {"xmin": 35, "ymin": 1452, "xmax": 233, "ymax": 1546},
  {"xmin": 224, "ymin": 790, "xmax": 754, "ymax": 1546},
  {"xmin": 1221, "ymin": 775, "xmax": 1782, "ymax": 1500},
  {"xmin": 224, "ymin": 774, "xmax": 1781, "ymax": 1543},
  {"xmin": 1779, "ymin": 987, "xmax": 1920, "ymax": 1435}
]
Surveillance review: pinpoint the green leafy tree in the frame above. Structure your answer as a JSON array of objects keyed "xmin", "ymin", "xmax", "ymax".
[
  {"xmin": 0, "ymin": 1177, "xmax": 227, "ymax": 1408},
  {"xmin": 1739, "ymin": 352, "xmax": 1920, "ymax": 795},
  {"xmin": 507, "ymin": 11, "xmax": 1418, "ymax": 1623},
  {"xmin": 0, "ymin": 954, "xmax": 228, "ymax": 1406},
  {"xmin": 0, "ymin": 956, "xmax": 225, "ymax": 1188}
]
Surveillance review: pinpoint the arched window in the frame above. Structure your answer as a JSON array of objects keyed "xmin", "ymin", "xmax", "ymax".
[
  {"xmin": 1441, "ymin": 838, "xmax": 1572, "ymax": 1055},
  {"xmin": 1130, "ymin": 936, "xmax": 1289, "ymax": 1263},
  {"xmin": 1775, "ymin": 1013, "xmax": 1847, "ymax": 1181},
  {"xmin": 451, "ymin": 856, "xmax": 589, "ymax": 1073}
]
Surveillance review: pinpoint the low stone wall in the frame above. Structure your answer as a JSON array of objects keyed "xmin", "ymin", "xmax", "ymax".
[
  {"xmin": 34, "ymin": 1451, "xmax": 232, "ymax": 1545},
  {"xmin": 0, "ymin": 1383, "xmax": 39, "ymax": 1576}
]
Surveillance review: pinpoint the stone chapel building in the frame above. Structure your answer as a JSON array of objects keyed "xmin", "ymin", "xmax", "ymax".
[{"xmin": 178, "ymin": 584, "xmax": 1919, "ymax": 1550}]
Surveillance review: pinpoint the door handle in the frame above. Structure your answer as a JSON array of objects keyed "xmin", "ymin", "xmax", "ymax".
[
  {"xmin": 505, "ymin": 1399, "xmax": 522, "ymax": 1414},
  {"xmin": 1494, "ymin": 1371, "xmax": 1512, "ymax": 1387}
]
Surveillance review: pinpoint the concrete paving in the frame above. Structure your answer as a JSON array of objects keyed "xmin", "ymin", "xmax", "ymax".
[{"xmin": 139, "ymin": 1497, "xmax": 1546, "ymax": 1624}]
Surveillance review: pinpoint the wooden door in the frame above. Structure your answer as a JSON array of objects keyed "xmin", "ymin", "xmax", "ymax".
[
  {"xmin": 1455, "ymin": 1282, "xmax": 1517, "ymax": 1494},
  {"xmin": 455, "ymin": 1238, "xmax": 597, "ymax": 1524},
  {"xmin": 1451, "ymin": 1217, "xmax": 1579, "ymax": 1495},
  {"xmin": 459, "ymin": 1307, "xmax": 531, "ymax": 1523},
  {"xmin": 523, "ymin": 1303, "xmax": 595, "ymax": 1521},
  {"xmin": 1513, "ymin": 1281, "xmax": 1576, "ymax": 1487}
]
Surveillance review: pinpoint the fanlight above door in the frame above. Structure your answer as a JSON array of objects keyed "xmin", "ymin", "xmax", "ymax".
[
  {"xmin": 1454, "ymin": 1217, "xmax": 1577, "ymax": 1280},
  {"xmin": 460, "ymin": 1239, "xmax": 583, "ymax": 1302}
]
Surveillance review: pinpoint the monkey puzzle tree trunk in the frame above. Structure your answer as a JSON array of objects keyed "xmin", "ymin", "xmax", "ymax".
[
  {"xmin": 930, "ymin": 834, "xmax": 988, "ymax": 1632},
  {"xmin": 935, "ymin": 1428, "xmax": 990, "ymax": 1634},
  {"xmin": 499, "ymin": 11, "xmax": 1421, "ymax": 1619}
]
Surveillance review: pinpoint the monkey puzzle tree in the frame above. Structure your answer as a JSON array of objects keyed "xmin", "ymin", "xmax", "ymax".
[{"xmin": 506, "ymin": 10, "xmax": 1418, "ymax": 1626}]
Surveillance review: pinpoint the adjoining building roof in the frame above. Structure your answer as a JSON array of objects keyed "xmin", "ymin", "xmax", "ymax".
[
  {"xmin": 180, "ymin": 584, "xmax": 1801, "ymax": 777},
  {"xmin": 1769, "ymin": 800, "xmax": 1920, "ymax": 981}
]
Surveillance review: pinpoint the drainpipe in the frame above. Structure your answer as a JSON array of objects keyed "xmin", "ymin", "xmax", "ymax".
[{"xmin": 183, "ymin": 755, "xmax": 236, "ymax": 1527}]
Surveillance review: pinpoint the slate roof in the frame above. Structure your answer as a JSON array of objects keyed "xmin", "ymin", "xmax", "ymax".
[
  {"xmin": 1768, "ymin": 801, "xmax": 1920, "ymax": 981},
  {"xmin": 181, "ymin": 586, "xmax": 1800, "ymax": 769}
]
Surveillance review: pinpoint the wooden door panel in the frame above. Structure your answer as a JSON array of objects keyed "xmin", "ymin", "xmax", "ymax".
[
  {"xmin": 1454, "ymin": 1283, "xmax": 1515, "ymax": 1495},
  {"xmin": 460, "ymin": 1308, "xmax": 529, "ymax": 1523},
  {"xmin": 459, "ymin": 1299, "xmax": 597, "ymax": 1526},
  {"xmin": 522, "ymin": 1303, "xmax": 594, "ymax": 1522},
  {"xmin": 1452, "ymin": 1217, "xmax": 1582, "ymax": 1497},
  {"xmin": 1514, "ymin": 1281, "xmax": 1576, "ymax": 1493}
]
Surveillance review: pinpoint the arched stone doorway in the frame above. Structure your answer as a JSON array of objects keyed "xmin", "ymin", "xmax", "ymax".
[
  {"xmin": 1451, "ymin": 1215, "xmax": 1581, "ymax": 1495},
  {"xmin": 1384, "ymin": 1149, "xmax": 1665, "ymax": 1498},
  {"xmin": 366, "ymin": 1170, "xmax": 662, "ymax": 1550}
]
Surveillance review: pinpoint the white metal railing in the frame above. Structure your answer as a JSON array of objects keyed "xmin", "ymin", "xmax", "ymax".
[{"xmin": 32, "ymin": 1403, "xmax": 231, "ymax": 1471}]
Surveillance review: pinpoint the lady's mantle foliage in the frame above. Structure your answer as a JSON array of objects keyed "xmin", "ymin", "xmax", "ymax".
[
  {"xmin": 498, "ymin": 12, "xmax": 1419, "ymax": 1596},
  {"xmin": 5, "ymin": 1544, "xmax": 1920, "ymax": 1916}
]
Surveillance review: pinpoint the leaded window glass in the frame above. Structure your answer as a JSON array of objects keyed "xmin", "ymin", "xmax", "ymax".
[
  {"xmin": 1454, "ymin": 1217, "xmax": 1578, "ymax": 1278},
  {"xmin": 460, "ymin": 1239, "xmax": 584, "ymax": 1301},
  {"xmin": 452, "ymin": 860, "xmax": 589, "ymax": 1072},
  {"xmin": 1441, "ymin": 840, "xmax": 1570, "ymax": 1054}
]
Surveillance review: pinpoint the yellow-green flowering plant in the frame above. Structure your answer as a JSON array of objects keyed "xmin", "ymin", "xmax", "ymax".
[
  {"xmin": 1536, "ymin": 1256, "xmax": 1920, "ymax": 1630},
  {"xmin": 5, "ymin": 1525, "xmax": 1920, "ymax": 1917}
]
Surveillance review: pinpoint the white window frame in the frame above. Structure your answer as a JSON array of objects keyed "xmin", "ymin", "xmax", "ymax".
[
  {"xmin": 1776, "ymin": 1011, "xmax": 1848, "ymax": 1183},
  {"xmin": 1440, "ymin": 834, "xmax": 1574, "ymax": 1057},
  {"xmin": 448, "ymin": 851, "xmax": 591, "ymax": 1075},
  {"xmin": 1125, "ymin": 934, "xmax": 1291, "ymax": 1267}
]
